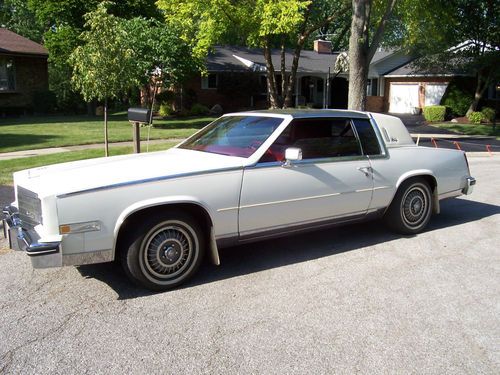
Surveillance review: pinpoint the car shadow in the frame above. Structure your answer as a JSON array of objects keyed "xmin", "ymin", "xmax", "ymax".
[{"xmin": 76, "ymin": 198, "xmax": 500, "ymax": 300}]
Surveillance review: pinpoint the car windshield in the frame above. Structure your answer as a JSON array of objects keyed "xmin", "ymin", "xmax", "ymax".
[{"xmin": 178, "ymin": 115, "xmax": 284, "ymax": 157}]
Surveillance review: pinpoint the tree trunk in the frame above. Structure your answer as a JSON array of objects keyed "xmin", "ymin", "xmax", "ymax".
[
  {"xmin": 263, "ymin": 42, "xmax": 281, "ymax": 108},
  {"xmin": 104, "ymin": 98, "xmax": 109, "ymax": 157},
  {"xmin": 280, "ymin": 39, "xmax": 288, "ymax": 104},
  {"xmin": 348, "ymin": 0, "xmax": 370, "ymax": 110},
  {"xmin": 467, "ymin": 70, "xmax": 489, "ymax": 116},
  {"xmin": 284, "ymin": 35, "xmax": 307, "ymax": 108}
]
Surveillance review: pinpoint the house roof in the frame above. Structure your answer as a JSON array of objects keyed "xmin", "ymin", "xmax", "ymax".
[
  {"xmin": 207, "ymin": 46, "xmax": 340, "ymax": 74},
  {"xmin": 384, "ymin": 58, "xmax": 469, "ymax": 77},
  {"xmin": 207, "ymin": 46, "xmax": 464, "ymax": 78},
  {"xmin": 207, "ymin": 46, "xmax": 411, "ymax": 76},
  {"xmin": 0, "ymin": 28, "xmax": 48, "ymax": 57}
]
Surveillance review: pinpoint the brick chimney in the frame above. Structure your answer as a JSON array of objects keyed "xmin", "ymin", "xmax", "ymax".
[{"xmin": 314, "ymin": 40, "xmax": 332, "ymax": 54}]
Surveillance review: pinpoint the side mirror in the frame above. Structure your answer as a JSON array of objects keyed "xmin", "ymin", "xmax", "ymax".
[{"xmin": 283, "ymin": 147, "xmax": 302, "ymax": 167}]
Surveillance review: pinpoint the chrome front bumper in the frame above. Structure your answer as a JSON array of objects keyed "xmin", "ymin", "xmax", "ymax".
[
  {"xmin": 462, "ymin": 177, "xmax": 476, "ymax": 195},
  {"xmin": 2, "ymin": 205, "xmax": 60, "ymax": 257}
]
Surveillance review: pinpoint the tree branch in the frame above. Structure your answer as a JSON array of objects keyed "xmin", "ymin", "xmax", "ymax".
[
  {"xmin": 368, "ymin": 0, "xmax": 397, "ymax": 61},
  {"xmin": 303, "ymin": 5, "xmax": 351, "ymax": 39}
]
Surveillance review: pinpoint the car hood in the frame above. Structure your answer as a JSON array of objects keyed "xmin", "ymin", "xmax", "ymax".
[{"xmin": 13, "ymin": 148, "xmax": 245, "ymax": 198}]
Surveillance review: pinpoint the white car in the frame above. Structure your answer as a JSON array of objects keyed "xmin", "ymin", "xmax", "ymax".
[{"xmin": 3, "ymin": 110, "xmax": 475, "ymax": 290}]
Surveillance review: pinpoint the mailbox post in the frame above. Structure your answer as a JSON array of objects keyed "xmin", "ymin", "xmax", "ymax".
[{"xmin": 127, "ymin": 108, "xmax": 152, "ymax": 154}]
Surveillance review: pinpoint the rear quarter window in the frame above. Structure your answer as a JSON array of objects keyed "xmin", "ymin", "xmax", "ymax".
[{"xmin": 352, "ymin": 119, "xmax": 382, "ymax": 156}]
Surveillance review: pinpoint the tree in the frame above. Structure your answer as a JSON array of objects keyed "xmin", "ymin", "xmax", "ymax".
[
  {"xmin": 26, "ymin": 0, "xmax": 161, "ymax": 112},
  {"xmin": 124, "ymin": 18, "xmax": 200, "ymax": 87},
  {"xmin": 347, "ymin": 0, "xmax": 397, "ymax": 110},
  {"xmin": 0, "ymin": 0, "xmax": 43, "ymax": 42},
  {"xmin": 158, "ymin": 0, "xmax": 350, "ymax": 109},
  {"xmin": 70, "ymin": 2, "xmax": 138, "ymax": 156},
  {"xmin": 401, "ymin": 0, "xmax": 499, "ymax": 114}
]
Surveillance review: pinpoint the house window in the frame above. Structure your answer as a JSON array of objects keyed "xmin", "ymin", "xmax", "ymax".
[
  {"xmin": 0, "ymin": 57, "xmax": 16, "ymax": 91},
  {"xmin": 201, "ymin": 73, "xmax": 217, "ymax": 89},
  {"xmin": 367, "ymin": 79, "xmax": 378, "ymax": 96},
  {"xmin": 371, "ymin": 79, "xmax": 378, "ymax": 96}
]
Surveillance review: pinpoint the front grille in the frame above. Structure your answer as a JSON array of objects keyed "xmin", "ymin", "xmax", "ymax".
[{"xmin": 17, "ymin": 186, "xmax": 42, "ymax": 228}]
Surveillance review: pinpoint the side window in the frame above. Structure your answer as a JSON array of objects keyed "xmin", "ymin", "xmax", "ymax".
[
  {"xmin": 259, "ymin": 118, "xmax": 362, "ymax": 162},
  {"xmin": 352, "ymin": 119, "xmax": 382, "ymax": 156}
]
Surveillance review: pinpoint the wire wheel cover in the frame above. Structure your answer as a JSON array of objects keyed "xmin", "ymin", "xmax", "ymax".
[
  {"xmin": 401, "ymin": 186, "xmax": 429, "ymax": 227},
  {"xmin": 142, "ymin": 224, "xmax": 194, "ymax": 279}
]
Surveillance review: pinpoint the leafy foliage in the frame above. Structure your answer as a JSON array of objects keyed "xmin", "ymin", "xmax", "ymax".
[
  {"xmin": 423, "ymin": 105, "xmax": 447, "ymax": 122},
  {"xmin": 440, "ymin": 78, "xmax": 474, "ymax": 117},
  {"xmin": 20, "ymin": 0, "xmax": 163, "ymax": 111},
  {"xmin": 401, "ymin": 0, "xmax": 500, "ymax": 113},
  {"xmin": 70, "ymin": 3, "xmax": 137, "ymax": 103},
  {"xmin": 0, "ymin": 0, "xmax": 44, "ymax": 42},
  {"xmin": 158, "ymin": 0, "xmax": 350, "ymax": 108},
  {"xmin": 467, "ymin": 111, "xmax": 483, "ymax": 124},
  {"xmin": 481, "ymin": 107, "xmax": 496, "ymax": 123},
  {"xmin": 189, "ymin": 104, "xmax": 210, "ymax": 116},
  {"xmin": 123, "ymin": 18, "xmax": 200, "ymax": 88}
]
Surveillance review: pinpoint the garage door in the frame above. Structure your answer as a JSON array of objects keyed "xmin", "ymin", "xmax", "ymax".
[
  {"xmin": 389, "ymin": 83, "xmax": 419, "ymax": 114},
  {"xmin": 425, "ymin": 83, "xmax": 448, "ymax": 106}
]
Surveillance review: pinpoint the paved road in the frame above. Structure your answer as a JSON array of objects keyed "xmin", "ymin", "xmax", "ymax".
[{"xmin": 0, "ymin": 157, "xmax": 499, "ymax": 374}]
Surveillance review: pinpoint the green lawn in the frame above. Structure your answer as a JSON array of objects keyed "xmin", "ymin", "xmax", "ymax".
[
  {"xmin": 0, "ymin": 141, "xmax": 178, "ymax": 185},
  {"xmin": 431, "ymin": 123, "xmax": 500, "ymax": 139},
  {"xmin": 0, "ymin": 113, "xmax": 213, "ymax": 153}
]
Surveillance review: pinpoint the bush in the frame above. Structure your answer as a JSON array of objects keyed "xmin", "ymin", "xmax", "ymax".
[
  {"xmin": 467, "ymin": 111, "xmax": 483, "ymax": 124},
  {"xmin": 158, "ymin": 103, "xmax": 173, "ymax": 117},
  {"xmin": 156, "ymin": 90, "xmax": 176, "ymax": 104},
  {"xmin": 423, "ymin": 105, "xmax": 447, "ymax": 122},
  {"xmin": 189, "ymin": 103, "xmax": 209, "ymax": 116},
  {"xmin": 33, "ymin": 90, "xmax": 57, "ymax": 114},
  {"xmin": 481, "ymin": 107, "xmax": 496, "ymax": 123},
  {"xmin": 440, "ymin": 79, "xmax": 474, "ymax": 117}
]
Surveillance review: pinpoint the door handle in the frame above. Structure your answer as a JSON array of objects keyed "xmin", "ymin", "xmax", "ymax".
[{"xmin": 357, "ymin": 166, "xmax": 372, "ymax": 177}]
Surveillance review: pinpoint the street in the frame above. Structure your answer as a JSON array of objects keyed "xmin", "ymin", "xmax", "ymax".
[{"xmin": 0, "ymin": 156, "xmax": 499, "ymax": 374}]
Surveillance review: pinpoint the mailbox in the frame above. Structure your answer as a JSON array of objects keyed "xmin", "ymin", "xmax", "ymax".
[{"xmin": 128, "ymin": 107, "xmax": 151, "ymax": 124}]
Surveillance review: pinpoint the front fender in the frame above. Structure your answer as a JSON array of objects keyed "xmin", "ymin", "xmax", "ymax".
[
  {"xmin": 113, "ymin": 195, "xmax": 215, "ymax": 239},
  {"xmin": 111, "ymin": 195, "xmax": 221, "ymax": 265}
]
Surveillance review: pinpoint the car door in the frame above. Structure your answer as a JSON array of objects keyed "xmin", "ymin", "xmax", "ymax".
[{"xmin": 238, "ymin": 117, "xmax": 374, "ymax": 238}]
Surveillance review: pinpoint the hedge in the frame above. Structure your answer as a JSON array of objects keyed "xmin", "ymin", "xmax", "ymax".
[
  {"xmin": 467, "ymin": 111, "xmax": 483, "ymax": 124},
  {"xmin": 423, "ymin": 105, "xmax": 447, "ymax": 122}
]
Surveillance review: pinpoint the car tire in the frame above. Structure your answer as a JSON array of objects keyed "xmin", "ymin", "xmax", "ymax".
[
  {"xmin": 384, "ymin": 178, "xmax": 433, "ymax": 235},
  {"xmin": 121, "ymin": 211, "xmax": 205, "ymax": 291}
]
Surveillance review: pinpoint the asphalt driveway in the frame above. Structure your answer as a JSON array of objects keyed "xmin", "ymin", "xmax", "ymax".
[{"xmin": 0, "ymin": 156, "xmax": 499, "ymax": 374}]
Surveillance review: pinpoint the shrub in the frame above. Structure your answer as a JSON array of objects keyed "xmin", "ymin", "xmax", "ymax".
[
  {"xmin": 481, "ymin": 107, "xmax": 496, "ymax": 123},
  {"xmin": 33, "ymin": 90, "xmax": 57, "ymax": 113},
  {"xmin": 189, "ymin": 103, "xmax": 209, "ymax": 116},
  {"xmin": 440, "ymin": 79, "xmax": 474, "ymax": 117},
  {"xmin": 158, "ymin": 103, "xmax": 173, "ymax": 117},
  {"xmin": 156, "ymin": 90, "xmax": 175, "ymax": 104},
  {"xmin": 423, "ymin": 105, "xmax": 447, "ymax": 122},
  {"xmin": 467, "ymin": 111, "xmax": 483, "ymax": 124}
]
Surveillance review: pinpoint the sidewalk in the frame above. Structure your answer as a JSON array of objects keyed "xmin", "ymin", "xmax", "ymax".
[
  {"xmin": 0, "ymin": 138, "xmax": 183, "ymax": 161},
  {"xmin": 1, "ymin": 117, "xmax": 499, "ymax": 161}
]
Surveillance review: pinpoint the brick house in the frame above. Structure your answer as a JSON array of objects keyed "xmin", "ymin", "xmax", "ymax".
[
  {"xmin": 0, "ymin": 28, "xmax": 49, "ymax": 115},
  {"xmin": 185, "ymin": 41, "xmax": 481, "ymax": 114}
]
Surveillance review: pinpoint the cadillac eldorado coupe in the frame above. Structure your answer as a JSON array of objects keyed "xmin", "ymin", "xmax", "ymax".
[{"xmin": 3, "ymin": 110, "xmax": 476, "ymax": 290}]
